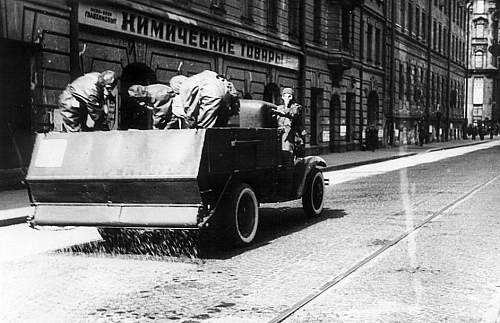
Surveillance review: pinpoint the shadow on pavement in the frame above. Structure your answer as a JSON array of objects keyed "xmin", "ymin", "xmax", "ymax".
[
  {"xmin": 200, "ymin": 207, "xmax": 346, "ymax": 259},
  {"xmin": 56, "ymin": 207, "xmax": 346, "ymax": 260}
]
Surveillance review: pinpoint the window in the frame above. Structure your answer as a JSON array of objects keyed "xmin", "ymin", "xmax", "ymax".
[
  {"xmin": 211, "ymin": 0, "xmax": 225, "ymax": 13},
  {"xmin": 401, "ymin": 0, "xmax": 406, "ymax": 30},
  {"xmin": 473, "ymin": 78, "xmax": 484, "ymax": 105},
  {"xmin": 475, "ymin": 21, "xmax": 485, "ymax": 38},
  {"xmin": 288, "ymin": 0, "xmax": 299, "ymax": 38},
  {"xmin": 475, "ymin": 51, "xmax": 484, "ymax": 69},
  {"xmin": 342, "ymin": 8, "xmax": 352, "ymax": 50},
  {"xmin": 267, "ymin": 0, "xmax": 277, "ymax": 30},
  {"xmin": 422, "ymin": 12, "xmax": 426, "ymax": 40},
  {"xmin": 443, "ymin": 27, "xmax": 447, "ymax": 53},
  {"xmin": 399, "ymin": 62, "xmax": 405, "ymax": 99},
  {"xmin": 416, "ymin": 6, "xmax": 420, "ymax": 37},
  {"xmin": 433, "ymin": 20, "xmax": 437, "ymax": 49},
  {"xmin": 367, "ymin": 24, "xmax": 373, "ymax": 61},
  {"xmin": 375, "ymin": 28, "xmax": 381, "ymax": 64},
  {"xmin": 406, "ymin": 64, "xmax": 412, "ymax": 99},
  {"xmin": 313, "ymin": 0, "xmax": 322, "ymax": 42},
  {"xmin": 241, "ymin": 0, "xmax": 253, "ymax": 23},
  {"xmin": 408, "ymin": 2, "xmax": 413, "ymax": 34},
  {"xmin": 475, "ymin": 0, "xmax": 485, "ymax": 14},
  {"xmin": 438, "ymin": 23, "xmax": 442, "ymax": 52}
]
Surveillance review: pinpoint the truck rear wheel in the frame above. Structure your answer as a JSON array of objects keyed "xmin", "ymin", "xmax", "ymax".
[
  {"xmin": 217, "ymin": 183, "xmax": 259, "ymax": 248},
  {"xmin": 302, "ymin": 169, "xmax": 325, "ymax": 217}
]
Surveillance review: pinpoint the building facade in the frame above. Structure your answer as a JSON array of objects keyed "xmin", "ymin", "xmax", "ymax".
[
  {"xmin": 467, "ymin": 0, "xmax": 500, "ymax": 126},
  {"xmin": 0, "ymin": 0, "xmax": 470, "ymax": 185},
  {"xmin": 387, "ymin": 0, "xmax": 468, "ymax": 145}
]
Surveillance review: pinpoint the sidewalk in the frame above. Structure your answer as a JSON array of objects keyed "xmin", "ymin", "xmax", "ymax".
[
  {"xmin": 319, "ymin": 137, "xmax": 492, "ymax": 171},
  {"xmin": 0, "ymin": 137, "xmax": 496, "ymax": 227}
]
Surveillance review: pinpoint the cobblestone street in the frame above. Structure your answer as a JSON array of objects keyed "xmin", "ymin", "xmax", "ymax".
[{"xmin": 1, "ymin": 143, "xmax": 500, "ymax": 322}]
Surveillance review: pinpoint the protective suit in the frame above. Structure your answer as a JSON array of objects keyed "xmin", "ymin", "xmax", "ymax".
[
  {"xmin": 171, "ymin": 70, "xmax": 239, "ymax": 128},
  {"xmin": 128, "ymin": 84, "xmax": 175, "ymax": 129},
  {"xmin": 59, "ymin": 71, "xmax": 116, "ymax": 132},
  {"xmin": 273, "ymin": 88, "xmax": 306, "ymax": 156}
]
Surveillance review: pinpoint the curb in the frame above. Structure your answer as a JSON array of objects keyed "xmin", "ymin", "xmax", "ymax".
[
  {"xmin": 323, "ymin": 152, "xmax": 417, "ymax": 172},
  {"xmin": 426, "ymin": 140, "xmax": 489, "ymax": 152},
  {"xmin": 0, "ymin": 216, "xmax": 27, "ymax": 227}
]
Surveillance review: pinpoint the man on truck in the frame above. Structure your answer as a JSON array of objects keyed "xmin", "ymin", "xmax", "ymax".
[{"xmin": 58, "ymin": 70, "xmax": 117, "ymax": 132}]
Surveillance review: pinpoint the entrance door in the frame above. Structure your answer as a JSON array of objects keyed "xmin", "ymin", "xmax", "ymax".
[
  {"xmin": 119, "ymin": 63, "xmax": 157, "ymax": 130},
  {"xmin": 0, "ymin": 40, "xmax": 35, "ymax": 170},
  {"xmin": 367, "ymin": 91, "xmax": 379, "ymax": 125},
  {"xmin": 346, "ymin": 92, "xmax": 355, "ymax": 143}
]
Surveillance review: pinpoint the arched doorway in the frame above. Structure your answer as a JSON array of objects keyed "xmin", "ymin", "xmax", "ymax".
[
  {"xmin": 263, "ymin": 83, "xmax": 281, "ymax": 105},
  {"xmin": 119, "ymin": 63, "xmax": 157, "ymax": 130},
  {"xmin": 329, "ymin": 94, "xmax": 341, "ymax": 152},
  {"xmin": 367, "ymin": 91, "xmax": 379, "ymax": 126}
]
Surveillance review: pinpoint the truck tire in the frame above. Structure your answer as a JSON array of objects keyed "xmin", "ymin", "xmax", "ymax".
[
  {"xmin": 302, "ymin": 169, "xmax": 325, "ymax": 217},
  {"xmin": 217, "ymin": 183, "xmax": 259, "ymax": 248}
]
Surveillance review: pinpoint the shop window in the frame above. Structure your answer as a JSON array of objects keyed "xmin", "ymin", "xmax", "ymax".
[
  {"xmin": 267, "ymin": 0, "xmax": 278, "ymax": 30},
  {"xmin": 313, "ymin": 0, "xmax": 322, "ymax": 43},
  {"xmin": 288, "ymin": 0, "xmax": 300, "ymax": 39}
]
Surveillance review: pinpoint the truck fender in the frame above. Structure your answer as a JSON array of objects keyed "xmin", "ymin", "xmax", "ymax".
[{"xmin": 294, "ymin": 156, "xmax": 327, "ymax": 198}]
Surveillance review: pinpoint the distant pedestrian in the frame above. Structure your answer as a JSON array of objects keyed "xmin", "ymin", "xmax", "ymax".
[
  {"xmin": 478, "ymin": 123, "xmax": 485, "ymax": 140},
  {"xmin": 417, "ymin": 118, "xmax": 425, "ymax": 146},
  {"xmin": 59, "ymin": 70, "xmax": 117, "ymax": 132},
  {"xmin": 366, "ymin": 124, "xmax": 378, "ymax": 152},
  {"xmin": 471, "ymin": 125, "xmax": 478, "ymax": 140}
]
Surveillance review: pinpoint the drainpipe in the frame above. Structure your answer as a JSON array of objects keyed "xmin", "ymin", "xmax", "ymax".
[
  {"xmin": 465, "ymin": 2, "xmax": 472, "ymax": 129},
  {"xmin": 388, "ymin": 0, "xmax": 396, "ymax": 145},
  {"xmin": 425, "ymin": 0, "xmax": 432, "ymax": 143},
  {"xmin": 445, "ymin": 0, "xmax": 452, "ymax": 141},
  {"xmin": 298, "ymin": 0, "xmax": 306, "ymax": 108},
  {"xmin": 69, "ymin": 0, "xmax": 82, "ymax": 80}
]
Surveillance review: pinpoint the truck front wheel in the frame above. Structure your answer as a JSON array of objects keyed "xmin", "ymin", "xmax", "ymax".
[{"xmin": 302, "ymin": 169, "xmax": 325, "ymax": 217}]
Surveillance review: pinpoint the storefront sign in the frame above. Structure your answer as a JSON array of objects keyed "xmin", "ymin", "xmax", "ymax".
[{"xmin": 79, "ymin": 3, "xmax": 300, "ymax": 70}]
